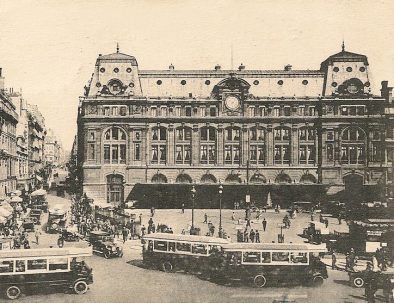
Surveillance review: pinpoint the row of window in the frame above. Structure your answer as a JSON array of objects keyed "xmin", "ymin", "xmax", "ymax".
[
  {"xmin": 87, "ymin": 126, "xmax": 382, "ymax": 165},
  {"xmin": 333, "ymin": 66, "xmax": 366, "ymax": 73}
]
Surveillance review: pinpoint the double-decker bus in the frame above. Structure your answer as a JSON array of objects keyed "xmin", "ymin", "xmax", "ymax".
[
  {"xmin": 0, "ymin": 247, "xmax": 93, "ymax": 300},
  {"xmin": 142, "ymin": 233, "xmax": 229, "ymax": 273},
  {"xmin": 209, "ymin": 242, "xmax": 328, "ymax": 288}
]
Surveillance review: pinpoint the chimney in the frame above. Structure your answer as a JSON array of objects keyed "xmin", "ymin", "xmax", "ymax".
[
  {"xmin": 214, "ymin": 64, "xmax": 221, "ymax": 71},
  {"xmin": 381, "ymin": 81, "xmax": 393, "ymax": 103},
  {"xmin": 284, "ymin": 64, "xmax": 292, "ymax": 71},
  {"xmin": 169, "ymin": 63, "xmax": 174, "ymax": 70},
  {"xmin": 238, "ymin": 63, "xmax": 245, "ymax": 71}
]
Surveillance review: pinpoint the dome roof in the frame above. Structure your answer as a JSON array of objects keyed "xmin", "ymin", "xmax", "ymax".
[{"xmin": 96, "ymin": 52, "xmax": 138, "ymax": 66}]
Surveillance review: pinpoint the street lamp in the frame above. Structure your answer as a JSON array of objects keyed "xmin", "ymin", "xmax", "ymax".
[
  {"xmin": 191, "ymin": 185, "xmax": 196, "ymax": 231},
  {"xmin": 218, "ymin": 182, "xmax": 223, "ymax": 238}
]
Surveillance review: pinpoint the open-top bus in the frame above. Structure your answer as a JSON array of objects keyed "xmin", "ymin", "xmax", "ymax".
[
  {"xmin": 142, "ymin": 233, "xmax": 229, "ymax": 273},
  {"xmin": 209, "ymin": 242, "xmax": 328, "ymax": 288},
  {"xmin": 0, "ymin": 247, "xmax": 93, "ymax": 300}
]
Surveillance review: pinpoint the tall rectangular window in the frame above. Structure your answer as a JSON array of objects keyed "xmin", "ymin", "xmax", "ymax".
[
  {"xmin": 104, "ymin": 145, "xmax": 110, "ymax": 163},
  {"xmin": 185, "ymin": 107, "xmax": 192, "ymax": 117},
  {"xmin": 210, "ymin": 107, "xmax": 216, "ymax": 117},
  {"xmin": 134, "ymin": 143, "xmax": 141, "ymax": 161},
  {"xmin": 88, "ymin": 143, "xmax": 95, "ymax": 160}
]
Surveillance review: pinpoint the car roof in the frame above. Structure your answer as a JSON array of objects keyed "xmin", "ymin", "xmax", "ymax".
[{"xmin": 90, "ymin": 231, "xmax": 111, "ymax": 236}]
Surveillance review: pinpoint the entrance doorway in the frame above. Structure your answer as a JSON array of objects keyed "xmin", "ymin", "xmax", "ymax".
[{"xmin": 107, "ymin": 174, "xmax": 124, "ymax": 204}]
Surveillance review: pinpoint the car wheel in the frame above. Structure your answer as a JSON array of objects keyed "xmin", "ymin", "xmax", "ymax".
[
  {"xmin": 352, "ymin": 277, "xmax": 364, "ymax": 288},
  {"xmin": 6, "ymin": 285, "xmax": 22, "ymax": 300},
  {"xmin": 312, "ymin": 275, "xmax": 324, "ymax": 286},
  {"xmin": 73, "ymin": 280, "xmax": 88, "ymax": 294},
  {"xmin": 253, "ymin": 274, "xmax": 267, "ymax": 288},
  {"xmin": 104, "ymin": 250, "xmax": 111, "ymax": 259},
  {"xmin": 162, "ymin": 261, "xmax": 173, "ymax": 273}
]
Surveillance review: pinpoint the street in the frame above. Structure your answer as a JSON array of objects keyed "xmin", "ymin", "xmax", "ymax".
[{"xmin": 14, "ymin": 193, "xmax": 387, "ymax": 303}]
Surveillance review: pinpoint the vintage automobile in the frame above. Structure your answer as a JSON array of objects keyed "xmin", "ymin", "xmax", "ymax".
[
  {"xmin": 62, "ymin": 227, "xmax": 81, "ymax": 242},
  {"xmin": 22, "ymin": 217, "xmax": 35, "ymax": 232},
  {"xmin": 47, "ymin": 207, "xmax": 67, "ymax": 233},
  {"xmin": 87, "ymin": 231, "xmax": 123, "ymax": 259},
  {"xmin": 349, "ymin": 269, "xmax": 394, "ymax": 288},
  {"xmin": 302, "ymin": 221, "xmax": 330, "ymax": 244},
  {"xmin": 29, "ymin": 209, "xmax": 42, "ymax": 225}
]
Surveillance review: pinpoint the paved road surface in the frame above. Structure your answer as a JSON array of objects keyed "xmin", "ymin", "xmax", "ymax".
[{"xmin": 11, "ymin": 194, "xmax": 386, "ymax": 303}]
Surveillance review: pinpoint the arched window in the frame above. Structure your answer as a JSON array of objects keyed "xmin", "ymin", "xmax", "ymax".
[
  {"xmin": 224, "ymin": 127, "xmax": 241, "ymax": 165},
  {"xmin": 175, "ymin": 127, "xmax": 192, "ymax": 164},
  {"xmin": 151, "ymin": 127, "xmax": 167, "ymax": 164},
  {"xmin": 249, "ymin": 127, "xmax": 265, "ymax": 164},
  {"xmin": 103, "ymin": 127, "xmax": 126, "ymax": 164},
  {"xmin": 274, "ymin": 127, "xmax": 291, "ymax": 165},
  {"xmin": 299, "ymin": 127, "xmax": 315, "ymax": 165},
  {"xmin": 341, "ymin": 127, "xmax": 365, "ymax": 164},
  {"xmin": 200, "ymin": 127, "xmax": 216, "ymax": 164}
]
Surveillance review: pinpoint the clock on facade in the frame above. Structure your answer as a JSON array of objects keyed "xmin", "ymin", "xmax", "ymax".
[{"xmin": 225, "ymin": 95, "xmax": 240, "ymax": 111}]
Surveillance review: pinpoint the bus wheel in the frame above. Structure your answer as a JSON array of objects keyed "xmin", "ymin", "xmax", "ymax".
[
  {"xmin": 162, "ymin": 261, "xmax": 173, "ymax": 273},
  {"xmin": 352, "ymin": 277, "xmax": 364, "ymax": 288},
  {"xmin": 312, "ymin": 275, "xmax": 324, "ymax": 286},
  {"xmin": 73, "ymin": 280, "xmax": 88, "ymax": 294},
  {"xmin": 6, "ymin": 285, "xmax": 22, "ymax": 300},
  {"xmin": 253, "ymin": 275, "xmax": 267, "ymax": 288}
]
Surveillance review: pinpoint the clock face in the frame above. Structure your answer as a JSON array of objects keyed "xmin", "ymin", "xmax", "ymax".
[{"xmin": 225, "ymin": 95, "xmax": 240, "ymax": 110}]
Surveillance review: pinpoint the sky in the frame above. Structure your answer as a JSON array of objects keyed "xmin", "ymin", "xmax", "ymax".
[{"xmin": 0, "ymin": 0, "xmax": 393, "ymax": 151}]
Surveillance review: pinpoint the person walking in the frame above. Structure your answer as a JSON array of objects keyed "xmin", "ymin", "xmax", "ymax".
[
  {"xmin": 181, "ymin": 203, "xmax": 185, "ymax": 214},
  {"xmin": 262, "ymin": 218, "xmax": 267, "ymax": 232},
  {"xmin": 35, "ymin": 229, "xmax": 41, "ymax": 245},
  {"xmin": 231, "ymin": 212, "xmax": 236, "ymax": 221},
  {"xmin": 249, "ymin": 229, "xmax": 255, "ymax": 243},
  {"xmin": 331, "ymin": 251, "xmax": 337, "ymax": 270},
  {"xmin": 150, "ymin": 207, "xmax": 155, "ymax": 217},
  {"xmin": 141, "ymin": 225, "xmax": 146, "ymax": 236},
  {"xmin": 203, "ymin": 213, "xmax": 208, "ymax": 224},
  {"xmin": 139, "ymin": 213, "xmax": 143, "ymax": 225},
  {"xmin": 243, "ymin": 229, "xmax": 249, "ymax": 243},
  {"xmin": 255, "ymin": 230, "xmax": 260, "ymax": 243},
  {"xmin": 246, "ymin": 218, "xmax": 251, "ymax": 228},
  {"xmin": 122, "ymin": 227, "xmax": 128, "ymax": 243}
]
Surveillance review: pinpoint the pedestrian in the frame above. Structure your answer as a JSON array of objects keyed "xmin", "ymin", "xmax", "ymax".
[
  {"xmin": 246, "ymin": 218, "xmax": 251, "ymax": 228},
  {"xmin": 150, "ymin": 206, "xmax": 155, "ymax": 217},
  {"xmin": 141, "ymin": 225, "xmax": 146, "ymax": 236},
  {"xmin": 231, "ymin": 212, "xmax": 236, "ymax": 221},
  {"xmin": 338, "ymin": 214, "xmax": 342, "ymax": 225},
  {"xmin": 237, "ymin": 230, "xmax": 242, "ymax": 242},
  {"xmin": 57, "ymin": 235, "xmax": 64, "ymax": 248},
  {"xmin": 35, "ymin": 229, "xmax": 41, "ymax": 245},
  {"xmin": 151, "ymin": 223, "xmax": 156, "ymax": 233},
  {"xmin": 262, "ymin": 218, "xmax": 267, "ymax": 232},
  {"xmin": 203, "ymin": 213, "xmax": 208, "ymax": 224},
  {"xmin": 181, "ymin": 203, "xmax": 185, "ymax": 214},
  {"xmin": 249, "ymin": 229, "xmax": 255, "ymax": 243},
  {"xmin": 382, "ymin": 275, "xmax": 394, "ymax": 303},
  {"xmin": 311, "ymin": 212, "xmax": 314, "ymax": 221},
  {"xmin": 255, "ymin": 230, "xmax": 260, "ymax": 243},
  {"xmin": 325, "ymin": 219, "xmax": 329, "ymax": 228},
  {"xmin": 332, "ymin": 251, "xmax": 337, "ymax": 270},
  {"xmin": 244, "ymin": 229, "xmax": 249, "ymax": 243},
  {"xmin": 122, "ymin": 227, "xmax": 128, "ymax": 243},
  {"xmin": 139, "ymin": 213, "xmax": 143, "ymax": 224}
]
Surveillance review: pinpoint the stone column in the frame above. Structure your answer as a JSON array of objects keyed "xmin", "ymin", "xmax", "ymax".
[
  {"xmin": 242, "ymin": 124, "xmax": 248, "ymax": 166},
  {"xmin": 167, "ymin": 124, "xmax": 174, "ymax": 165},
  {"xmin": 192, "ymin": 124, "xmax": 199, "ymax": 165},
  {"xmin": 291, "ymin": 124, "xmax": 299, "ymax": 166},
  {"xmin": 217, "ymin": 124, "xmax": 224, "ymax": 165},
  {"xmin": 266, "ymin": 124, "xmax": 273, "ymax": 166},
  {"xmin": 141, "ymin": 126, "xmax": 148, "ymax": 165}
]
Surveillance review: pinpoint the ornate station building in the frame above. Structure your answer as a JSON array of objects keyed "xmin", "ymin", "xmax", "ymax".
[{"xmin": 77, "ymin": 45, "xmax": 392, "ymax": 207}]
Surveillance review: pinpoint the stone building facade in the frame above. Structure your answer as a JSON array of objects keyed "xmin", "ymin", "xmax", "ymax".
[
  {"xmin": 44, "ymin": 128, "xmax": 62, "ymax": 166},
  {"xmin": 77, "ymin": 45, "xmax": 390, "ymax": 207},
  {"xmin": 0, "ymin": 70, "xmax": 18, "ymax": 197}
]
